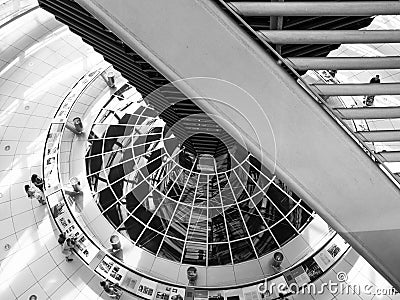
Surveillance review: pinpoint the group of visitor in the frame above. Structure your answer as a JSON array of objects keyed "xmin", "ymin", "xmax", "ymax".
[
  {"xmin": 57, "ymin": 233, "xmax": 76, "ymax": 262},
  {"xmin": 24, "ymin": 174, "xmax": 45, "ymax": 205}
]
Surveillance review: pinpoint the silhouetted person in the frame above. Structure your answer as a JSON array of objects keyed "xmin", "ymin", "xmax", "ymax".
[
  {"xmin": 364, "ymin": 75, "xmax": 381, "ymax": 106},
  {"xmin": 31, "ymin": 174, "xmax": 44, "ymax": 192},
  {"xmin": 328, "ymin": 70, "xmax": 337, "ymax": 78},
  {"xmin": 25, "ymin": 184, "xmax": 45, "ymax": 205},
  {"xmin": 100, "ymin": 280, "xmax": 121, "ymax": 299},
  {"xmin": 198, "ymin": 249, "xmax": 204, "ymax": 260},
  {"xmin": 59, "ymin": 236, "xmax": 75, "ymax": 262},
  {"xmin": 370, "ymin": 74, "xmax": 380, "ymax": 84}
]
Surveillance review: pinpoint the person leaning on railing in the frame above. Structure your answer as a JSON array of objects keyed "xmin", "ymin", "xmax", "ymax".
[
  {"xmin": 58, "ymin": 233, "xmax": 76, "ymax": 262},
  {"xmin": 31, "ymin": 173, "xmax": 44, "ymax": 192},
  {"xmin": 364, "ymin": 75, "xmax": 380, "ymax": 106},
  {"xmin": 100, "ymin": 280, "xmax": 122, "ymax": 299},
  {"xmin": 24, "ymin": 184, "xmax": 45, "ymax": 205}
]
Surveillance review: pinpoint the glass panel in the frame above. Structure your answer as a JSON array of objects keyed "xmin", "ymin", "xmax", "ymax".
[
  {"xmin": 208, "ymin": 196, "xmax": 221, "ymax": 208},
  {"xmin": 179, "ymin": 150, "xmax": 196, "ymax": 169},
  {"xmin": 166, "ymin": 204, "xmax": 190, "ymax": 240},
  {"xmin": 194, "ymin": 174, "xmax": 208, "ymax": 207},
  {"xmin": 104, "ymin": 92, "xmax": 127, "ymax": 110},
  {"xmin": 186, "ymin": 207, "xmax": 207, "ymax": 243},
  {"xmin": 131, "ymin": 134, "xmax": 148, "ymax": 155},
  {"xmin": 214, "ymin": 152, "xmax": 231, "ymax": 172},
  {"xmin": 145, "ymin": 149, "xmax": 164, "ymax": 176},
  {"xmin": 128, "ymin": 170, "xmax": 150, "ymax": 198},
  {"xmin": 240, "ymin": 159, "xmax": 270, "ymax": 199},
  {"xmin": 250, "ymin": 183, "xmax": 265, "ymax": 207},
  {"xmin": 208, "ymin": 174, "xmax": 221, "ymax": 207},
  {"xmin": 102, "ymin": 148, "xmax": 125, "ymax": 169},
  {"xmin": 97, "ymin": 110, "xmax": 120, "ymax": 125},
  {"xmin": 98, "ymin": 187, "xmax": 117, "ymax": 211},
  {"xmin": 131, "ymin": 150, "xmax": 164, "ymax": 179},
  {"xmin": 126, "ymin": 180, "xmax": 150, "ymax": 223},
  {"xmin": 235, "ymin": 160, "xmax": 251, "ymax": 187},
  {"xmin": 158, "ymin": 237, "xmax": 184, "ymax": 262},
  {"xmin": 238, "ymin": 200, "xmax": 266, "ymax": 236},
  {"xmin": 266, "ymin": 183, "xmax": 294, "ymax": 216},
  {"xmin": 117, "ymin": 201, "xmax": 132, "ymax": 223},
  {"xmin": 298, "ymin": 197, "xmax": 313, "ymax": 215},
  {"xmin": 137, "ymin": 228, "xmax": 163, "ymax": 255},
  {"xmin": 148, "ymin": 215, "xmax": 167, "ymax": 235},
  {"xmin": 229, "ymin": 170, "xmax": 248, "ymax": 203},
  {"xmin": 87, "ymin": 169, "xmax": 108, "ymax": 192},
  {"xmin": 224, "ymin": 206, "xmax": 247, "ymax": 241},
  {"xmin": 132, "ymin": 136, "xmax": 162, "ymax": 158},
  {"xmin": 157, "ymin": 165, "xmax": 181, "ymax": 199},
  {"xmin": 179, "ymin": 173, "xmax": 198, "ymax": 205},
  {"xmin": 149, "ymin": 197, "xmax": 177, "ymax": 234},
  {"xmin": 133, "ymin": 203, "xmax": 153, "ymax": 224},
  {"xmin": 110, "ymin": 177, "xmax": 124, "ymax": 201},
  {"xmin": 182, "ymin": 242, "xmax": 206, "ymax": 266},
  {"xmin": 122, "ymin": 215, "xmax": 145, "ymax": 242},
  {"xmin": 146, "ymin": 189, "xmax": 166, "ymax": 215},
  {"xmin": 90, "ymin": 124, "xmax": 110, "ymax": 138},
  {"xmin": 270, "ymin": 219, "xmax": 297, "ymax": 246},
  {"xmin": 220, "ymin": 174, "xmax": 235, "ymax": 206},
  {"xmin": 287, "ymin": 204, "xmax": 313, "ymax": 230},
  {"xmin": 208, "ymin": 211, "xmax": 228, "ymax": 243},
  {"xmin": 208, "ymin": 243, "xmax": 231, "ymax": 265},
  {"xmin": 108, "ymin": 164, "xmax": 125, "ymax": 185},
  {"xmin": 259, "ymin": 196, "xmax": 284, "ymax": 226},
  {"xmin": 87, "ymin": 139, "xmax": 104, "ymax": 160},
  {"xmin": 230, "ymin": 239, "xmax": 256, "ymax": 263},
  {"xmin": 251, "ymin": 230, "xmax": 279, "ymax": 257},
  {"xmin": 99, "ymin": 201, "xmax": 121, "ymax": 228},
  {"xmin": 105, "ymin": 124, "xmax": 130, "ymax": 139}
]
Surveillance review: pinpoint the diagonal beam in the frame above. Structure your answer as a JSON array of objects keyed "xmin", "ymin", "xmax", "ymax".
[
  {"xmin": 285, "ymin": 56, "xmax": 400, "ymax": 71},
  {"xmin": 312, "ymin": 82, "xmax": 400, "ymax": 96},
  {"xmin": 229, "ymin": 1, "xmax": 400, "ymax": 17},
  {"xmin": 355, "ymin": 130, "xmax": 400, "ymax": 142},
  {"xmin": 259, "ymin": 30, "xmax": 400, "ymax": 44},
  {"xmin": 335, "ymin": 107, "xmax": 400, "ymax": 120},
  {"xmin": 376, "ymin": 151, "xmax": 400, "ymax": 163}
]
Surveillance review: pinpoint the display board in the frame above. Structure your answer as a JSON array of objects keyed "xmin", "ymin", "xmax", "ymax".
[
  {"xmin": 53, "ymin": 68, "xmax": 104, "ymax": 123},
  {"xmin": 96, "ymin": 255, "xmax": 128, "ymax": 283},
  {"xmin": 43, "ymin": 123, "xmax": 63, "ymax": 193},
  {"xmin": 47, "ymin": 189, "xmax": 100, "ymax": 264}
]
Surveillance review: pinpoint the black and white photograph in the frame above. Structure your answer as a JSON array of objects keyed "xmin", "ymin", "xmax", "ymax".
[{"xmin": 0, "ymin": 1, "xmax": 399, "ymax": 299}]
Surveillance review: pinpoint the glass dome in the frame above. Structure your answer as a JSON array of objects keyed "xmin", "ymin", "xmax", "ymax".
[{"xmin": 85, "ymin": 83, "xmax": 313, "ymax": 266}]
